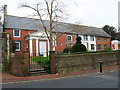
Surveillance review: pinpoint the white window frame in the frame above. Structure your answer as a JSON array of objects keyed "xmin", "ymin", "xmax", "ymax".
[
  {"xmin": 83, "ymin": 35, "xmax": 88, "ymax": 41},
  {"xmin": 14, "ymin": 41, "xmax": 21, "ymax": 51},
  {"xmin": 90, "ymin": 35, "xmax": 94, "ymax": 41},
  {"xmin": 13, "ymin": 29, "xmax": 21, "ymax": 38},
  {"xmin": 55, "ymin": 36, "xmax": 57, "ymax": 46},
  {"xmin": 66, "ymin": 35, "xmax": 73, "ymax": 43},
  {"xmin": 91, "ymin": 44, "xmax": 94, "ymax": 50}
]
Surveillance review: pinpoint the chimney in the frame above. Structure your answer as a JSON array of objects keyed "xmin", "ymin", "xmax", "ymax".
[{"xmin": 4, "ymin": 5, "xmax": 7, "ymax": 18}]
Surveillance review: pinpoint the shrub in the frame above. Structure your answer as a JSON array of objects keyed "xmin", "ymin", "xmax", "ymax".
[
  {"xmin": 10, "ymin": 69, "xmax": 12, "ymax": 74},
  {"xmin": 63, "ymin": 48, "xmax": 71, "ymax": 53},
  {"xmin": 104, "ymin": 47, "xmax": 113, "ymax": 51},
  {"xmin": 71, "ymin": 36, "xmax": 87, "ymax": 53},
  {"xmin": 71, "ymin": 44, "xmax": 87, "ymax": 53},
  {"xmin": 22, "ymin": 66, "xmax": 28, "ymax": 73}
]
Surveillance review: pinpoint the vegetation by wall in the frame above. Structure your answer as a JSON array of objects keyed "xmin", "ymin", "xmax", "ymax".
[{"xmin": 55, "ymin": 51, "xmax": 119, "ymax": 74}]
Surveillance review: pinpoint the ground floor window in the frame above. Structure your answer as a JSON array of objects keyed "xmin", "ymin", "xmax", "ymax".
[
  {"xmin": 98, "ymin": 44, "xmax": 101, "ymax": 50},
  {"xmin": 14, "ymin": 41, "xmax": 21, "ymax": 51},
  {"xmin": 91, "ymin": 44, "xmax": 94, "ymax": 50},
  {"xmin": 104, "ymin": 44, "xmax": 107, "ymax": 49}
]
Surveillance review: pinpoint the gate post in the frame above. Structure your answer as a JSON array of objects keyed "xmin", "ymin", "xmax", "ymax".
[
  {"xmin": 117, "ymin": 50, "xmax": 120, "ymax": 65},
  {"xmin": 49, "ymin": 51, "xmax": 56, "ymax": 74},
  {"xmin": 23, "ymin": 51, "xmax": 30, "ymax": 76}
]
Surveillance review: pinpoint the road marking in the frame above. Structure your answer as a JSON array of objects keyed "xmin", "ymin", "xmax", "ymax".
[{"xmin": 54, "ymin": 78, "xmax": 60, "ymax": 80}]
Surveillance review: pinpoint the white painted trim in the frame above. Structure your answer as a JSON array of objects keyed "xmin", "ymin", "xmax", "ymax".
[
  {"xmin": 14, "ymin": 41, "xmax": 20, "ymax": 51},
  {"xmin": 30, "ymin": 39, "xmax": 32, "ymax": 56},
  {"xmin": 36, "ymin": 39, "xmax": 38, "ymax": 56},
  {"xmin": 13, "ymin": 29, "xmax": 21, "ymax": 38}
]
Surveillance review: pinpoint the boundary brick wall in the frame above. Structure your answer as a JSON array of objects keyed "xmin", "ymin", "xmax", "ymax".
[{"xmin": 55, "ymin": 51, "xmax": 120, "ymax": 74}]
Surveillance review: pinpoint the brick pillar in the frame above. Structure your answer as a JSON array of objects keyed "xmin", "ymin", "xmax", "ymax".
[
  {"xmin": 49, "ymin": 51, "xmax": 56, "ymax": 74},
  {"xmin": 12, "ymin": 51, "xmax": 30, "ymax": 77},
  {"xmin": 117, "ymin": 50, "xmax": 120, "ymax": 65},
  {"xmin": 12, "ymin": 52, "xmax": 24, "ymax": 76},
  {"xmin": 23, "ymin": 51, "xmax": 30, "ymax": 76}
]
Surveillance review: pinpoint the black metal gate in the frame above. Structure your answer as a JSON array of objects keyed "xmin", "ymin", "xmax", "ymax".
[{"xmin": 29, "ymin": 52, "xmax": 50, "ymax": 75}]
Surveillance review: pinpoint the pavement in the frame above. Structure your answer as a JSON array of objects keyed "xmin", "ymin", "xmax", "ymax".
[{"xmin": 0, "ymin": 65, "xmax": 119, "ymax": 83}]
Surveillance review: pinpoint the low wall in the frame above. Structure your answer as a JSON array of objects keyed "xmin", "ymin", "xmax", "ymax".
[{"xmin": 55, "ymin": 51, "xmax": 120, "ymax": 74}]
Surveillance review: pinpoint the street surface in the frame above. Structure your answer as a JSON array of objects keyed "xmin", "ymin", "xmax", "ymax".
[{"xmin": 2, "ymin": 69, "xmax": 120, "ymax": 88}]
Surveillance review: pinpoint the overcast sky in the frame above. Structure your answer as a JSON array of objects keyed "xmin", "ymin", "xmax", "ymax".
[{"xmin": 0, "ymin": 0, "xmax": 119, "ymax": 31}]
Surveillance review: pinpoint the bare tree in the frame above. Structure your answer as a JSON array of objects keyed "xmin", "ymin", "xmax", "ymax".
[{"xmin": 19, "ymin": 0, "xmax": 67, "ymax": 51}]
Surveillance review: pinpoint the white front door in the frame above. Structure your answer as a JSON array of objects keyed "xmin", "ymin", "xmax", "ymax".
[{"xmin": 39, "ymin": 41, "xmax": 47, "ymax": 57}]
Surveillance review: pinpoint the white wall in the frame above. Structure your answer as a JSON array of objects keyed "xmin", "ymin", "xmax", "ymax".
[
  {"xmin": 78, "ymin": 35, "xmax": 96, "ymax": 51},
  {"xmin": 111, "ymin": 40, "xmax": 120, "ymax": 50}
]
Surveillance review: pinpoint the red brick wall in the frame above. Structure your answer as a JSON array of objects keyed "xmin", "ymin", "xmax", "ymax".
[
  {"xmin": 96, "ymin": 37, "xmax": 111, "ymax": 51},
  {"xmin": 6, "ymin": 29, "xmax": 37, "ymax": 52},
  {"xmin": 55, "ymin": 33, "xmax": 76, "ymax": 53}
]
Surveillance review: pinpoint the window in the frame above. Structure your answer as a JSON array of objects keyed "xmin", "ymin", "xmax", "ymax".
[
  {"xmin": 90, "ymin": 35, "xmax": 94, "ymax": 41},
  {"xmin": 14, "ymin": 41, "xmax": 21, "ymax": 51},
  {"xmin": 104, "ymin": 38, "xmax": 107, "ymax": 42},
  {"xmin": 14, "ymin": 41, "xmax": 20, "ymax": 51},
  {"xmin": 98, "ymin": 44, "xmax": 101, "ymax": 50},
  {"xmin": 66, "ymin": 35, "xmax": 72, "ymax": 43},
  {"xmin": 98, "ymin": 37, "xmax": 101, "ymax": 41},
  {"xmin": 104, "ymin": 44, "xmax": 107, "ymax": 48},
  {"xmin": 91, "ymin": 44, "xmax": 94, "ymax": 50},
  {"xmin": 13, "ymin": 30, "xmax": 21, "ymax": 37},
  {"xmin": 55, "ymin": 36, "xmax": 57, "ymax": 46},
  {"xmin": 83, "ymin": 35, "xmax": 88, "ymax": 41}
]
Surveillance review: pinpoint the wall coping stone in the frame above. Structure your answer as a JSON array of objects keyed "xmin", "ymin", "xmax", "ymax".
[{"xmin": 56, "ymin": 52, "xmax": 118, "ymax": 58}]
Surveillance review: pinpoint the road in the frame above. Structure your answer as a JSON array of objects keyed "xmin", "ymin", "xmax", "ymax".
[{"xmin": 2, "ymin": 69, "xmax": 120, "ymax": 88}]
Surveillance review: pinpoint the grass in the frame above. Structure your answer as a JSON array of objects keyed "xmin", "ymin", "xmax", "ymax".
[{"xmin": 32, "ymin": 56, "xmax": 50, "ymax": 73}]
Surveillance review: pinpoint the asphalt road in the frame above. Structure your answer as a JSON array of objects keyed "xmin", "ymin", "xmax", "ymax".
[{"xmin": 2, "ymin": 69, "xmax": 120, "ymax": 88}]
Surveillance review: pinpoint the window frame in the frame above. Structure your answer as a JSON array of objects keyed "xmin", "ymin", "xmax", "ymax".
[
  {"xmin": 90, "ymin": 35, "xmax": 94, "ymax": 41},
  {"xmin": 13, "ymin": 29, "xmax": 21, "ymax": 38},
  {"xmin": 98, "ymin": 44, "xmax": 101, "ymax": 50},
  {"xmin": 91, "ymin": 44, "xmax": 94, "ymax": 50},
  {"xmin": 98, "ymin": 37, "xmax": 101, "ymax": 41},
  {"xmin": 104, "ymin": 44, "xmax": 107, "ymax": 48},
  {"xmin": 83, "ymin": 35, "xmax": 88, "ymax": 41},
  {"xmin": 104, "ymin": 38, "xmax": 107, "ymax": 42},
  {"xmin": 14, "ymin": 41, "xmax": 21, "ymax": 51},
  {"xmin": 66, "ymin": 35, "xmax": 73, "ymax": 43}
]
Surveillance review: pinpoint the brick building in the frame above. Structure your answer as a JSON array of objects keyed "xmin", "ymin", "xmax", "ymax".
[
  {"xmin": 3, "ymin": 5, "xmax": 111, "ymax": 56},
  {"xmin": 4, "ymin": 15, "xmax": 111, "ymax": 55}
]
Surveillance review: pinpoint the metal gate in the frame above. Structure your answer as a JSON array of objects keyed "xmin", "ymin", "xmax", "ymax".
[{"xmin": 29, "ymin": 52, "xmax": 50, "ymax": 75}]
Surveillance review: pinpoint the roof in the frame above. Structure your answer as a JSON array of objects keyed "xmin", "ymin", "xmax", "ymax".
[{"xmin": 5, "ymin": 15, "xmax": 111, "ymax": 37}]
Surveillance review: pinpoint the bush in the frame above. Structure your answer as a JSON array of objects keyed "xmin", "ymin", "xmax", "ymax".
[
  {"xmin": 63, "ymin": 48, "xmax": 71, "ymax": 53},
  {"xmin": 104, "ymin": 47, "xmax": 113, "ymax": 51},
  {"xmin": 71, "ymin": 44, "xmax": 87, "ymax": 53}
]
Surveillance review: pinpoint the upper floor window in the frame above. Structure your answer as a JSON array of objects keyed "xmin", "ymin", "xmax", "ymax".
[
  {"xmin": 83, "ymin": 35, "xmax": 88, "ymax": 41},
  {"xmin": 98, "ymin": 37, "xmax": 101, "ymax": 41},
  {"xmin": 90, "ymin": 35, "xmax": 94, "ymax": 41},
  {"xmin": 104, "ymin": 38, "xmax": 107, "ymax": 42},
  {"xmin": 66, "ymin": 35, "xmax": 72, "ymax": 43},
  {"xmin": 13, "ymin": 29, "xmax": 21, "ymax": 38}
]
